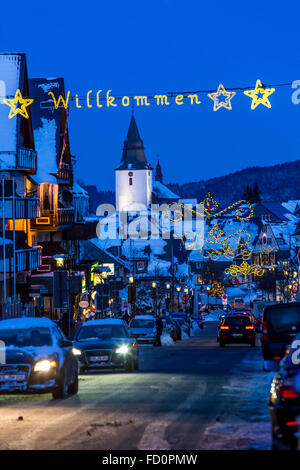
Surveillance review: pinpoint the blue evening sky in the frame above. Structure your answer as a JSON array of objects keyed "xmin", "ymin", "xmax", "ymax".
[{"xmin": 1, "ymin": 1, "xmax": 300, "ymax": 190}]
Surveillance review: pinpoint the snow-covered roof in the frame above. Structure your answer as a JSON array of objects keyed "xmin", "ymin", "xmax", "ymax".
[
  {"xmin": 122, "ymin": 238, "xmax": 166, "ymax": 258},
  {"xmin": 29, "ymin": 78, "xmax": 66, "ymax": 184},
  {"xmin": 73, "ymin": 182, "xmax": 89, "ymax": 196},
  {"xmin": 0, "ymin": 54, "xmax": 23, "ymax": 153},
  {"xmin": 153, "ymin": 180, "xmax": 179, "ymax": 200},
  {"xmin": 0, "ymin": 316, "xmax": 55, "ymax": 329}
]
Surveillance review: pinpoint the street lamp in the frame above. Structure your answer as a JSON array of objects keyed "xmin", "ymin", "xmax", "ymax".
[
  {"xmin": 152, "ymin": 281, "xmax": 157, "ymax": 314},
  {"xmin": 129, "ymin": 275, "xmax": 134, "ymax": 284},
  {"xmin": 207, "ymin": 286, "xmax": 211, "ymax": 309}
]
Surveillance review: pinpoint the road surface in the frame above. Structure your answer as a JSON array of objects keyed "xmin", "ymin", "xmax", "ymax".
[{"xmin": 0, "ymin": 322, "xmax": 272, "ymax": 450}]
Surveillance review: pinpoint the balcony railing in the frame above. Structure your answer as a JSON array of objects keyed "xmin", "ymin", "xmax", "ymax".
[
  {"xmin": 0, "ymin": 148, "xmax": 37, "ymax": 172},
  {"xmin": 57, "ymin": 163, "xmax": 73, "ymax": 185},
  {"xmin": 16, "ymin": 246, "xmax": 41, "ymax": 272},
  {"xmin": 0, "ymin": 197, "xmax": 39, "ymax": 219},
  {"xmin": 57, "ymin": 208, "xmax": 75, "ymax": 226}
]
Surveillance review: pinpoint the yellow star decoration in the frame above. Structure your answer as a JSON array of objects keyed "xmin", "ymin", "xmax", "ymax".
[
  {"xmin": 243, "ymin": 79, "xmax": 275, "ymax": 110},
  {"xmin": 208, "ymin": 84, "xmax": 236, "ymax": 111},
  {"xmin": 4, "ymin": 89, "xmax": 34, "ymax": 119}
]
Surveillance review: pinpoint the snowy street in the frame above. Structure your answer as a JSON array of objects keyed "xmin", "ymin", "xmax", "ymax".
[{"xmin": 0, "ymin": 323, "xmax": 272, "ymax": 450}]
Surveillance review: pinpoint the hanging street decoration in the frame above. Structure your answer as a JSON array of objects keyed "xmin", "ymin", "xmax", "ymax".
[
  {"xmin": 225, "ymin": 261, "xmax": 265, "ymax": 278},
  {"xmin": 2, "ymin": 78, "xmax": 282, "ymax": 119},
  {"xmin": 210, "ymin": 281, "xmax": 225, "ymax": 298},
  {"xmin": 4, "ymin": 89, "xmax": 34, "ymax": 119},
  {"xmin": 166, "ymin": 192, "xmax": 254, "ymax": 223},
  {"xmin": 208, "ymin": 84, "xmax": 236, "ymax": 111},
  {"xmin": 243, "ymin": 79, "xmax": 275, "ymax": 110}
]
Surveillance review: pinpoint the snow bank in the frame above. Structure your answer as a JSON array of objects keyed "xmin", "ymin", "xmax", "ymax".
[
  {"xmin": 203, "ymin": 309, "xmax": 224, "ymax": 322},
  {"xmin": 190, "ymin": 321, "xmax": 201, "ymax": 337},
  {"xmin": 161, "ymin": 332, "xmax": 174, "ymax": 346}
]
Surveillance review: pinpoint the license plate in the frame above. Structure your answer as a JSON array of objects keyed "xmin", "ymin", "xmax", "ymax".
[
  {"xmin": 90, "ymin": 356, "xmax": 109, "ymax": 362},
  {"xmin": 0, "ymin": 374, "xmax": 26, "ymax": 381},
  {"xmin": 232, "ymin": 333, "xmax": 243, "ymax": 337}
]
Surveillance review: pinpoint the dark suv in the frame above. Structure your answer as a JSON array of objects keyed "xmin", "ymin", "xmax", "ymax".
[
  {"xmin": 262, "ymin": 303, "xmax": 300, "ymax": 369},
  {"xmin": 217, "ymin": 314, "xmax": 256, "ymax": 347}
]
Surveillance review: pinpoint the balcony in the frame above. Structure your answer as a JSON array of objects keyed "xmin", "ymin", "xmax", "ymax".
[
  {"xmin": 30, "ymin": 208, "xmax": 75, "ymax": 231},
  {"xmin": 0, "ymin": 197, "xmax": 39, "ymax": 219},
  {"xmin": 57, "ymin": 208, "xmax": 75, "ymax": 227},
  {"xmin": 16, "ymin": 246, "xmax": 41, "ymax": 272},
  {"xmin": 57, "ymin": 163, "xmax": 73, "ymax": 185},
  {"xmin": 0, "ymin": 148, "xmax": 37, "ymax": 173}
]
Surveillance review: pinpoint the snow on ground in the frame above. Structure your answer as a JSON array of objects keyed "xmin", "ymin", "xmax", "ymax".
[
  {"xmin": 190, "ymin": 321, "xmax": 201, "ymax": 337},
  {"xmin": 201, "ymin": 350, "xmax": 273, "ymax": 450},
  {"xmin": 161, "ymin": 332, "xmax": 174, "ymax": 346},
  {"xmin": 203, "ymin": 309, "xmax": 224, "ymax": 322}
]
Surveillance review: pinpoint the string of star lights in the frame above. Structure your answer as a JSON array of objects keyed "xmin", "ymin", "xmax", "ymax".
[{"xmin": 3, "ymin": 79, "xmax": 292, "ymax": 119}]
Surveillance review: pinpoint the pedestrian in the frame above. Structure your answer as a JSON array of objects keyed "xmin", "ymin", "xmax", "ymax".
[
  {"xmin": 155, "ymin": 314, "xmax": 163, "ymax": 347},
  {"xmin": 122, "ymin": 310, "xmax": 130, "ymax": 324}
]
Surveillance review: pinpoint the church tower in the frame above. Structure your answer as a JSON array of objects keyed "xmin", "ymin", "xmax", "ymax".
[
  {"xmin": 115, "ymin": 115, "xmax": 152, "ymax": 211},
  {"xmin": 155, "ymin": 160, "xmax": 163, "ymax": 183}
]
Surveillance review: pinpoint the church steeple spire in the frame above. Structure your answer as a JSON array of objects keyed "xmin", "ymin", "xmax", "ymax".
[
  {"xmin": 115, "ymin": 114, "xmax": 151, "ymax": 170},
  {"xmin": 155, "ymin": 160, "xmax": 163, "ymax": 183}
]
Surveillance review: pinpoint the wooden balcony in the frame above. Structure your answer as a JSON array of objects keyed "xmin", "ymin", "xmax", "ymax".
[
  {"xmin": 30, "ymin": 208, "xmax": 75, "ymax": 231},
  {"xmin": 0, "ymin": 148, "xmax": 37, "ymax": 173},
  {"xmin": 16, "ymin": 246, "xmax": 41, "ymax": 272},
  {"xmin": 57, "ymin": 208, "xmax": 75, "ymax": 227},
  {"xmin": 0, "ymin": 197, "xmax": 39, "ymax": 219},
  {"xmin": 57, "ymin": 163, "xmax": 73, "ymax": 185}
]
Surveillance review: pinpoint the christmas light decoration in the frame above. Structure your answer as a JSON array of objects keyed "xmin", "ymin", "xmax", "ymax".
[
  {"xmin": 183, "ymin": 226, "xmax": 252, "ymax": 261},
  {"xmin": 4, "ymin": 89, "xmax": 34, "ymax": 119},
  {"xmin": 210, "ymin": 281, "xmax": 225, "ymax": 298},
  {"xmin": 225, "ymin": 261, "xmax": 264, "ymax": 277},
  {"xmin": 208, "ymin": 84, "xmax": 236, "ymax": 111},
  {"xmin": 166, "ymin": 193, "xmax": 253, "ymax": 223},
  {"xmin": 243, "ymin": 79, "xmax": 275, "ymax": 110}
]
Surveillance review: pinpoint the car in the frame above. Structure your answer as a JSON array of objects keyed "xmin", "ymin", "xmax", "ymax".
[
  {"xmin": 232, "ymin": 298, "xmax": 245, "ymax": 309},
  {"xmin": 129, "ymin": 315, "xmax": 157, "ymax": 345},
  {"xmin": 269, "ymin": 335, "xmax": 300, "ymax": 450},
  {"xmin": 73, "ymin": 318, "xmax": 139, "ymax": 373},
  {"xmin": 171, "ymin": 314, "xmax": 191, "ymax": 336},
  {"xmin": 217, "ymin": 314, "xmax": 256, "ymax": 347},
  {"xmin": 262, "ymin": 303, "xmax": 300, "ymax": 371},
  {"xmin": 161, "ymin": 316, "xmax": 178, "ymax": 341},
  {"xmin": 172, "ymin": 319, "xmax": 182, "ymax": 340},
  {"xmin": 191, "ymin": 314, "xmax": 204, "ymax": 329},
  {"xmin": 0, "ymin": 317, "xmax": 78, "ymax": 399}
]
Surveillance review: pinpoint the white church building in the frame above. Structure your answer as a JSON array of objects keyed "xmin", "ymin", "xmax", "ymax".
[{"xmin": 115, "ymin": 114, "xmax": 179, "ymax": 212}]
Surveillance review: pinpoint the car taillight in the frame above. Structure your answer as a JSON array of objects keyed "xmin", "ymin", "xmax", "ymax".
[
  {"xmin": 281, "ymin": 382, "xmax": 299, "ymax": 399},
  {"xmin": 245, "ymin": 325, "xmax": 254, "ymax": 330},
  {"xmin": 262, "ymin": 320, "xmax": 268, "ymax": 342},
  {"xmin": 220, "ymin": 326, "xmax": 229, "ymax": 330},
  {"xmin": 286, "ymin": 421, "xmax": 299, "ymax": 426}
]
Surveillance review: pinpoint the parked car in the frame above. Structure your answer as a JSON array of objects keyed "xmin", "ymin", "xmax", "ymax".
[
  {"xmin": 161, "ymin": 316, "xmax": 179, "ymax": 341},
  {"xmin": 0, "ymin": 317, "xmax": 78, "ymax": 399},
  {"xmin": 217, "ymin": 313, "xmax": 256, "ymax": 347},
  {"xmin": 172, "ymin": 319, "xmax": 182, "ymax": 340},
  {"xmin": 73, "ymin": 318, "xmax": 139, "ymax": 373},
  {"xmin": 191, "ymin": 314, "xmax": 204, "ymax": 329},
  {"xmin": 171, "ymin": 314, "xmax": 191, "ymax": 336},
  {"xmin": 262, "ymin": 303, "xmax": 300, "ymax": 371},
  {"xmin": 129, "ymin": 315, "xmax": 156, "ymax": 345},
  {"xmin": 269, "ymin": 335, "xmax": 300, "ymax": 449}
]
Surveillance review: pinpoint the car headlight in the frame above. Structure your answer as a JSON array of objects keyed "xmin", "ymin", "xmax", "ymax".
[
  {"xmin": 116, "ymin": 345, "xmax": 129, "ymax": 354},
  {"xmin": 72, "ymin": 347, "xmax": 82, "ymax": 356},
  {"xmin": 34, "ymin": 359, "xmax": 56, "ymax": 372}
]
